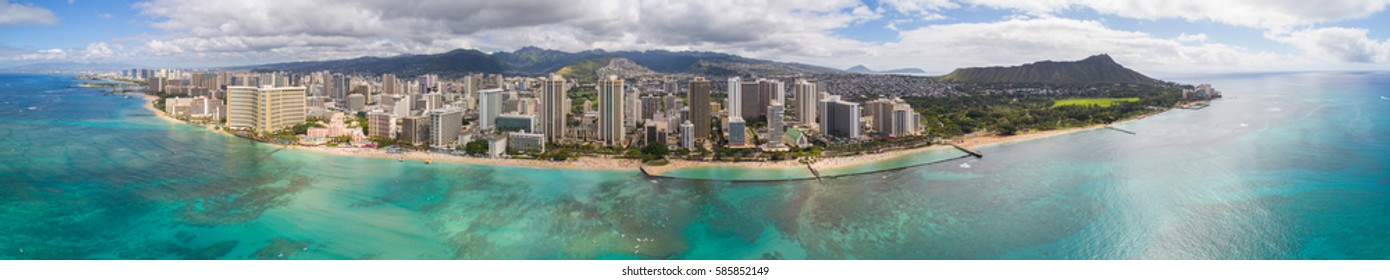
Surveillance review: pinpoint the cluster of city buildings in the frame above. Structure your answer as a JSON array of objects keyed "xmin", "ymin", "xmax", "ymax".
[
  {"xmin": 132, "ymin": 67, "xmax": 927, "ymax": 160},
  {"xmin": 1183, "ymin": 84, "xmax": 1221, "ymax": 99}
]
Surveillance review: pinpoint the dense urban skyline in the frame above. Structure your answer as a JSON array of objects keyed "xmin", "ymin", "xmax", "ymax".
[{"xmin": 1, "ymin": 0, "xmax": 1389, "ymax": 75}]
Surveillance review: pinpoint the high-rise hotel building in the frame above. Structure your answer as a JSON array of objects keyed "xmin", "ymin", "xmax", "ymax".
[
  {"xmin": 598, "ymin": 75, "xmax": 626, "ymax": 147},
  {"xmin": 540, "ymin": 74, "xmax": 568, "ymax": 143},
  {"xmin": 226, "ymin": 86, "xmax": 307, "ymax": 133},
  {"xmin": 687, "ymin": 77, "xmax": 712, "ymax": 140}
]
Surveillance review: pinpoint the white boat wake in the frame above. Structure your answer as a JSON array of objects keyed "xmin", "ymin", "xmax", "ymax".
[
  {"xmin": 959, "ymin": 162, "xmax": 972, "ymax": 168},
  {"xmin": 1240, "ymin": 123, "xmax": 1250, "ymax": 127}
]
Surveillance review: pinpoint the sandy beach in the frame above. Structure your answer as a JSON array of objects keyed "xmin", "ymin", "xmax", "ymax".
[
  {"xmin": 294, "ymin": 145, "xmax": 642, "ymax": 171},
  {"xmin": 138, "ymin": 93, "xmax": 1156, "ymax": 175}
]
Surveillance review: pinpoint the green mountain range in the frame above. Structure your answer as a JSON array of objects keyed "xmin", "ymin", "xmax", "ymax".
[
  {"xmin": 240, "ymin": 46, "xmax": 842, "ymax": 80},
  {"xmin": 941, "ymin": 54, "xmax": 1159, "ymax": 85}
]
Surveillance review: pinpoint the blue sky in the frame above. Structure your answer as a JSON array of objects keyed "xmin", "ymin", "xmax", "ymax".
[{"xmin": 2, "ymin": 0, "xmax": 1388, "ymax": 74}]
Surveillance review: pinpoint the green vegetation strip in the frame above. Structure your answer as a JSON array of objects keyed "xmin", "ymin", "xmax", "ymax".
[{"xmin": 1051, "ymin": 97, "xmax": 1139, "ymax": 108}]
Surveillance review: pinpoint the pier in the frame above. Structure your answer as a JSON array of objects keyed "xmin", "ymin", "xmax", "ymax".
[
  {"xmin": 805, "ymin": 162, "xmax": 823, "ymax": 182},
  {"xmin": 950, "ymin": 144, "xmax": 984, "ymax": 158},
  {"xmin": 1104, "ymin": 126, "xmax": 1137, "ymax": 135}
]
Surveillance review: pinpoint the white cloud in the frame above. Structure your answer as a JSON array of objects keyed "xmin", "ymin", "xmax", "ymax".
[
  {"xmin": 7, "ymin": 0, "xmax": 1350, "ymax": 71},
  {"xmin": 99, "ymin": 13, "xmax": 112, "ymax": 19},
  {"xmin": 1268, "ymin": 27, "xmax": 1390, "ymax": 63},
  {"xmin": 880, "ymin": 0, "xmax": 960, "ymax": 15},
  {"xmin": 849, "ymin": 5, "xmax": 883, "ymax": 23},
  {"xmin": 82, "ymin": 42, "xmax": 115, "ymax": 59},
  {"xmin": 0, "ymin": 0, "xmax": 58, "ymax": 25},
  {"xmin": 859, "ymin": 17, "xmax": 1294, "ymax": 73},
  {"xmin": 1176, "ymin": 33, "xmax": 1208, "ymax": 43},
  {"xmin": 0, "ymin": 42, "xmax": 131, "ymax": 63},
  {"xmin": 960, "ymin": 0, "xmax": 1390, "ymax": 29},
  {"xmin": 128, "ymin": 0, "xmax": 878, "ymax": 65}
]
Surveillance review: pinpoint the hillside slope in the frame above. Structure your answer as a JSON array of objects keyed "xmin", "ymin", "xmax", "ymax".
[{"xmin": 942, "ymin": 54, "xmax": 1157, "ymax": 85}]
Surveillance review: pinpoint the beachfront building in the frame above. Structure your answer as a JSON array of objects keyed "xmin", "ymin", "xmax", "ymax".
[
  {"xmin": 399, "ymin": 116, "xmax": 427, "ymax": 146},
  {"xmin": 820, "ymin": 94, "xmax": 860, "ymax": 139},
  {"xmin": 225, "ymin": 85, "xmax": 306, "ymax": 133},
  {"xmin": 485, "ymin": 135, "xmax": 507, "ymax": 158},
  {"xmin": 865, "ymin": 98, "xmax": 921, "ymax": 138},
  {"xmin": 727, "ymin": 117, "xmax": 747, "ymax": 147},
  {"xmin": 597, "ymin": 75, "xmax": 625, "ymax": 147},
  {"xmin": 680, "ymin": 120, "xmax": 695, "ymax": 149},
  {"xmin": 496, "ymin": 113, "xmax": 538, "ymax": 133},
  {"xmin": 226, "ymin": 86, "xmax": 255, "ymax": 129},
  {"xmin": 188, "ymin": 97, "xmax": 224, "ymax": 121},
  {"xmin": 429, "ymin": 108, "xmax": 464, "ymax": 149},
  {"xmin": 539, "ymin": 74, "xmax": 567, "ymax": 143},
  {"xmin": 305, "ymin": 112, "xmax": 367, "ymax": 145},
  {"xmin": 643, "ymin": 121, "xmax": 667, "ymax": 147},
  {"xmin": 765, "ymin": 101, "xmax": 785, "ymax": 150},
  {"xmin": 688, "ymin": 77, "xmax": 712, "ymax": 141},
  {"xmin": 478, "ymin": 88, "xmax": 502, "ymax": 131},
  {"xmin": 890, "ymin": 103, "xmax": 921, "ymax": 138},
  {"xmin": 507, "ymin": 132, "xmax": 546, "ymax": 153},
  {"xmin": 367, "ymin": 111, "xmax": 394, "ymax": 139},
  {"xmin": 1184, "ymin": 84, "xmax": 1221, "ymax": 99},
  {"xmin": 164, "ymin": 97, "xmax": 192, "ymax": 117}
]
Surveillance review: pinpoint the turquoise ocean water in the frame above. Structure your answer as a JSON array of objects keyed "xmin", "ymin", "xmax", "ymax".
[{"xmin": 1, "ymin": 72, "xmax": 1388, "ymax": 259}]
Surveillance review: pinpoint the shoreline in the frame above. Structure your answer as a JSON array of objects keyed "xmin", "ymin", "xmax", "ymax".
[
  {"xmin": 136, "ymin": 92, "xmax": 1163, "ymax": 176},
  {"xmin": 642, "ymin": 114, "xmax": 1150, "ymax": 176}
]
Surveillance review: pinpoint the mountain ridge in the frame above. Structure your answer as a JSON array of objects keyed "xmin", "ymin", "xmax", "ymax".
[
  {"xmin": 941, "ymin": 54, "xmax": 1159, "ymax": 85},
  {"xmin": 238, "ymin": 47, "xmax": 844, "ymax": 79},
  {"xmin": 846, "ymin": 65, "xmax": 926, "ymax": 74}
]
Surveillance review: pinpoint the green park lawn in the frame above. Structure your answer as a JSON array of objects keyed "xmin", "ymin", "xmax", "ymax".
[{"xmin": 1051, "ymin": 97, "xmax": 1140, "ymax": 108}]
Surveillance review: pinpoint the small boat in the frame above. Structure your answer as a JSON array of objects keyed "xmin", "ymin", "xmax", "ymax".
[
  {"xmin": 27, "ymin": 106, "xmax": 37, "ymax": 110},
  {"xmin": 959, "ymin": 162, "xmax": 971, "ymax": 168},
  {"xmin": 1240, "ymin": 123, "xmax": 1250, "ymax": 127}
]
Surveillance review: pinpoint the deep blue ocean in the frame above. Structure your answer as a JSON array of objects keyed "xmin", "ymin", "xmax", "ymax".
[{"xmin": 1, "ymin": 72, "xmax": 1388, "ymax": 259}]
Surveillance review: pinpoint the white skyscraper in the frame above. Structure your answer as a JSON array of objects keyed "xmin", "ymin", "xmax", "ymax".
[
  {"xmin": 726, "ymin": 76, "xmax": 741, "ymax": 118},
  {"xmin": 429, "ymin": 108, "xmax": 463, "ymax": 148},
  {"xmin": 794, "ymin": 78, "xmax": 817, "ymax": 127},
  {"xmin": 680, "ymin": 120, "xmax": 694, "ymax": 149},
  {"xmin": 393, "ymin": 95, "xmax": 412, "ymax": 117},
  {"xmin": 478, "ymin": 89, "xmax": 502, "ymax": 131}
]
